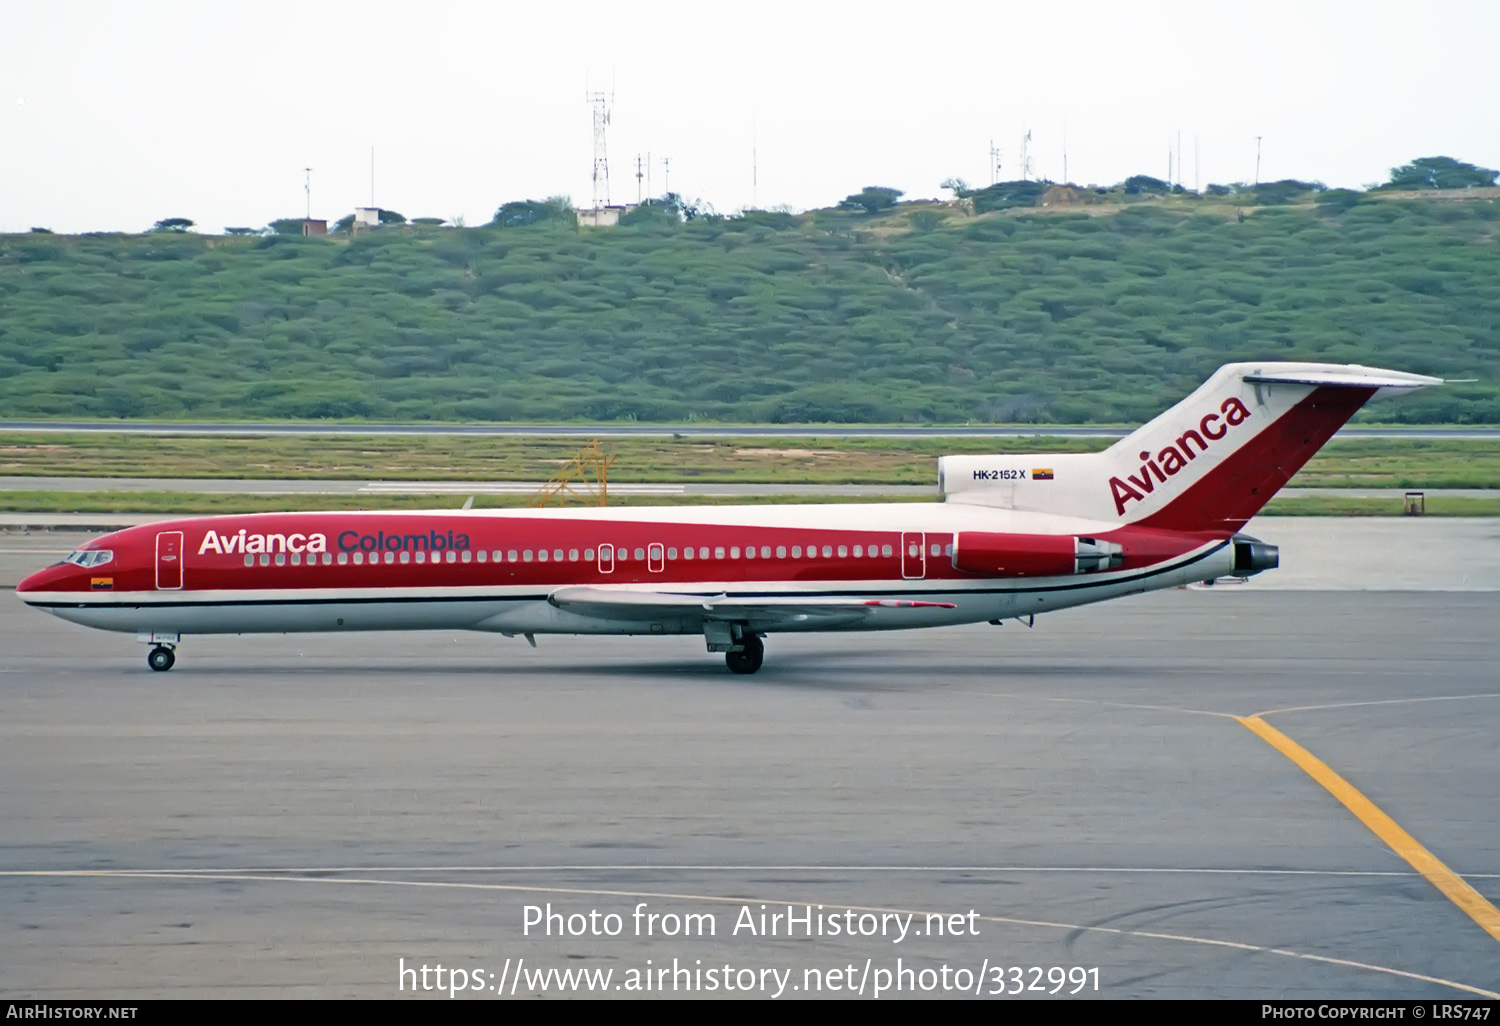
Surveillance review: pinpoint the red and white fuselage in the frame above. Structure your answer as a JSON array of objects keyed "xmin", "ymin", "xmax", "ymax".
[{"xmin": 15, "ymin": 362, "xmax": 1441, "ymax": 673}]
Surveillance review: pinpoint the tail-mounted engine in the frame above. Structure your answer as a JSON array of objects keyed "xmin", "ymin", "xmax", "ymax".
[{"xmin": 951, "ymin": 532, "xmax": 1125, "ymax": 578}]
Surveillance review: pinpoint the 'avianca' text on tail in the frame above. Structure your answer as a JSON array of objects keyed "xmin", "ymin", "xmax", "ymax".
[{"xmin": 16, "ymin": 362, "xmax": 1442, "ymax": 675}]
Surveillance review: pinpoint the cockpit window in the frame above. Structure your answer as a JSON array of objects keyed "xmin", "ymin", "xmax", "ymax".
[{"xmin": 62, "ymin": 550, "xmax": 114, "ymax": 568}]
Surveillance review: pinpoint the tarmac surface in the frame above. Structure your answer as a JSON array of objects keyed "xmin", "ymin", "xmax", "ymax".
[{"xmin": 1, "ymin": 522, "xmax": 1498, "ymax": 999}]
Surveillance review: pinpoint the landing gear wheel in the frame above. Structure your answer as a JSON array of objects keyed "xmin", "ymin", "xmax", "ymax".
[
  {"xmin": 725, "ymin": 634, "xmax": 764, "ymax": 675},
  {"xmin": 147, "ymin": 646, "xmax": 176, "ymax": 672}
]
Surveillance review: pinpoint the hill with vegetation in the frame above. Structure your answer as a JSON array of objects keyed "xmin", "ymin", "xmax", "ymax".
[{"xmin": 2, "ymin": 182, "xmax": 1498, "ymax": 424}]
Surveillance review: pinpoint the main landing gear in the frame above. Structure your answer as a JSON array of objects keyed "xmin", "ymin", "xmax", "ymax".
[
  {"xmin": 725, "ymin": 634, "xmax": 764, "ymax": 675},
  {"xmin": 147, "ymin": 645, "xmax": 176, "ymax": 672}
]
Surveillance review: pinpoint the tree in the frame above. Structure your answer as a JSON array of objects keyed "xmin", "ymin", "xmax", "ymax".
[
  {"xmin": 151, "ymin": 217, "xmax": 194, "ymax": 233},
  {"xmin": 1314, "ymin": 188, "xmax": 1365, "ymax": 212},
  {"xmin": 377, "ymin": 209, "xmax": 406, "ymax": 224},
  {"xmin": 1121, "ymin": 175, "xmax": 1170, "ymax": 195},
  {"xmin": 941, "ymin": 177, "xmax": 973, "ymax": 199},
  {"xmin": 1381, "ymin": 156, "xmax": 1499, "ymax": 191},
  {"xmin": 411, "ymin": 216, "xmax": 445, "ymax": 226},
  {"xmin": 28, "ymin": 226, "xmax": 52, "ymax": 233},
  {"xmin": 969, "ymin": 180, "xmax": 1048, "ymax": 213},
  {"xmin": 1251, "ymin": 179, "xmax": 1323, "ymax": 205},
  {"xmin": 490, "ymin": 197, "xmax": 577, "ymax": 229},
  {"xmin": 838, "ymin": 186, "xmax": 903, "ymax": 214},
  {"xmin": 267, "ymin": 218, "xmax": 305, "ymax": 235},
  {"xmin": 223, "ymin": 227, "xmax": 259, "ymax": 236},
  {"xmin": 332, "ymin": 214, "xmax": 356, "ymax": 233}
]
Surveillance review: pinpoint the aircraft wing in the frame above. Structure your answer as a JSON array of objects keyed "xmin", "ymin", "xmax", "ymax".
[{"xmin": 547, "ymin": 586, "xmax": 955, "ymax": 629}]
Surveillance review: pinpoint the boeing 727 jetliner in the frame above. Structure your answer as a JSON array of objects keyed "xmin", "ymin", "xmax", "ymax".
[{"xmin": 17, "ymin": 362, "xmax": 1440, "ymax": 674}]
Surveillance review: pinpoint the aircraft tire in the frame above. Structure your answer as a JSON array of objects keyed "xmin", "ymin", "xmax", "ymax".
[
  {"xmin": 725, "ymin": 634, "xmax": 764, "ymax": 675},
  {"xmin": 147, "ymin": 646, "xmax": 176, "ymax": 672}
]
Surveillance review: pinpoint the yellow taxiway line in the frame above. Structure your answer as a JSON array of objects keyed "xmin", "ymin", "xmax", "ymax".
[{"xmin": 1237, "ymin": 714, "xmax": 1500, "ymax": 945}]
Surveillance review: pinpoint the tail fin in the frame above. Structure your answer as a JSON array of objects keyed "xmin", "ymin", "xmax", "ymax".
[{"xmin": 939, "ymin": 362, "xmax": 1442, "ymax": 534}]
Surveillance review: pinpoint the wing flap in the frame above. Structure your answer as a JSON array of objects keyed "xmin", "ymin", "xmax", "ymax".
[{"xmin": 547, "ymin": 586, "xmax": 955, "ymax": 626}]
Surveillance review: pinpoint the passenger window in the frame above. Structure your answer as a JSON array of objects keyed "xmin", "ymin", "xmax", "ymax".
[
  {"xmin": 523, "ymin": 550, "xmax": 533, "ymax": 562},
  {"xmin": 944, "ymin": 543, "xmax": 953, "ymax": 556},
  {"xmin": 244, "ymin": 555, "xmax": 254, "ymax": 567},
  {"xmin": 462, "ymin": 551, "xmax": 473, "ymax": 563},
  {"xmin": 633, "ymin": 548, "xmax": 644, "ymax": 561},
  {"xmin": 882, "ymin": 544, "xmax": 893, "ymax": 558},
  {"xmin": 353, "ymin": 552, "xmax": 363, "ymax": 565},
  {"xmin": 853, "ymin": 545, "xmax": 863, "ymax": 557},
  {"xmin": 415, "ymin": 551, "xmax": 426, "ymax": 564},
  {"xmin": 508, "ymin": 550, "xmax": 519, "ymax": 562},
  {"xmin": 260, "ymin": 554, "xmax": 271, "ymax": 567},
  {"xmin": 760, "ymin": 546, "xmax": 770, "ymax": 558},
  {"xmin": 275, "ymin": 553, "xmax": 286, "ymax": 566},
  {"xmin": 399, "ymin": 552, "xmax": 410, "ymax": 564},
  {"xmin": 569, "ymin": 549, "xmax": 579, "ymax": 561},
  {"xmin": 477, "ymin": 551, "xmax": 487, "ymax": 563},
  {"xmin": 584, "ymin": 548, "xmax": 595, "ymax": 561},
  {"xmin": 448, "ymin": 551, "xmax": 457, "ymax": 563},
  {"xmin": 290, "ymin": 553, "xmax": 301, "ymax": 566},
  {"xmin": 931, "ymin": 543, "xmax": 941, "ymax": 556},
  {"xmin": 714, "ymin": 547, "xmax": 725, "ymax": 559},
  {"xmin": 818, "ymin": 546, "xmax": 829, "ymax": 558},
  {"xmin": 777, "ymin": 546, "xmax": 787, "ymax": 558},
  {"xmin": 337, "ymin": 553, "xmax": 348, "ymax": 565},
  {"xmin": 554, "ymin": 549, "xmax": 563, "ymax": 561},
  {"xmin": 323, "ymin": 553, "xmax": 332, "ymax": 565},
  {"xmin": 730, "ymin": 546, "xmax": 740, "ymax": 559},
  {"xmin": 683, "ymin": 547, "xmax": 694, "ymax": 560},
  {"xmin": 837, "ymin": 545, "xmax": 847, "ymax": 558},
  {"xmin": 667, "ymin": 547, "xmax": 678, "ymax": 559},
  {"xmin": 699, "ymin": 547, "xmax": 709, "ymax": 559}
]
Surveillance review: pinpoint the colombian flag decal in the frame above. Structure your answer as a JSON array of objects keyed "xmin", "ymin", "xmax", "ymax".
[
  {"xmin": 91, "ymin": 577, "xmax": 113, "ymax": 590},
  {"xmin": 1032, "ymin": 468, "xmax": 1055, "ymax": 480}
]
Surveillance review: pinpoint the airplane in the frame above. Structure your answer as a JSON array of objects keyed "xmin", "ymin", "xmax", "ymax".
[{"xmin": 16, "ymin": 362, "xmax": 1440, "ymax": 675}]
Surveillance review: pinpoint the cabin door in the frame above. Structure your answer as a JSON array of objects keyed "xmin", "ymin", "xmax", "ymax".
[
  {"xmin": 156, "ymin": 531, "xmax": 184, "ymax": 590},
  {"xmin": 901, "ymin": 532, "xmax": 926, "ymax": 580}
]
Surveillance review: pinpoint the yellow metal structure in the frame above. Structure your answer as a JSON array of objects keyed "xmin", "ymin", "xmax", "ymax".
[{"xmin": 527, "ymin": 441, "xmax": 616, "ymax": 507}]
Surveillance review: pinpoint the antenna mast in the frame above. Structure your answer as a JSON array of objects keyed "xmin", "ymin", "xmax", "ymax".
[
  {"xmin": 303, "ymin": 167, "xmax": 313, "ymax": 219},
  {"xmin": 989, "ymin": 139, "xmax": 1002, "ymax": 185},
  {"xmin": 588, "ymin": 90, "xmax": 612, "ymax": 209},
  {"xmin": 661, "ymin": 155, "xmax": 671, "ymax": 195}
]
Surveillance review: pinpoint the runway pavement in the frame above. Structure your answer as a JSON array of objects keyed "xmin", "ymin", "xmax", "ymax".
[{"xmin": 1, "ymin": 557, "xmax": 1498, "ymax": 997}]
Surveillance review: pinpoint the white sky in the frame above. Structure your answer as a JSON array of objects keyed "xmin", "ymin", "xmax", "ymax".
[{"xmin": 2, "ymin": 0, "xmax": 1496, "ymax": 234}]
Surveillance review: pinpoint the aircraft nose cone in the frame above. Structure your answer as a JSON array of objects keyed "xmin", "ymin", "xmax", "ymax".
[{"xmin": 16, "ymin": 563, "xmax": 69, "ymax": 597}]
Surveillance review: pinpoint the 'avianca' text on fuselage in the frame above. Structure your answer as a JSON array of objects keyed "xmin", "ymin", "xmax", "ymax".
[
  {"xmin": 198, "ymin": 529, "xmax": 474, "ymax": 556},
  {"xmin": 1108, "ymin": 396, "xmax": 1252, "ymax": 515}
]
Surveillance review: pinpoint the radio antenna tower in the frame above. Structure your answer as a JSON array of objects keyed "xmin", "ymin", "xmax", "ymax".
[
  {"xmin": 989, "ymin": 139, "xmax": 1002, "ymax": 185},
  {"xmin": 588, "ymin": 90, "xmax": 612, "ymax": 209},
  {"xmin": 303, "ymin": 167, "xmax": 313, "ymax": 219}
]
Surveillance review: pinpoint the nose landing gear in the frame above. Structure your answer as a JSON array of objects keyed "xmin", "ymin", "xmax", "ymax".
[
  {"xmin": 147, "ymin": 645, "xmax": 176, "ymax": 672},
  {"xmin": 137, "ymin": 632, "xmax": 181, "ymax": 672}
]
